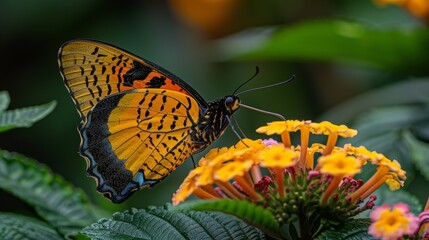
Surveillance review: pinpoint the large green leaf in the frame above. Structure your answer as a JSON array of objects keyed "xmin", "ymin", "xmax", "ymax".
[
  {"xmin": 81, "ymin": 205, "xmax": 266, "ymax": 240},
  {"xmin": 0, "ymin": 91, "xmax": 10, "ymax": 113},
  {"xmin": 315, "ymin": 218, "xmax": 372, "ymax": 240},
  {"xmin": 0, "ymin": 100, "xmax": 56, "ymax": 133},
  {"xmin": 0, "ymin": 149, "xmax": 98, "ymax": 236},
  {"xmin": 174, "ymin": 199, "xmax": 279, "ymax": 234},
  {"xmin": 319, "ymin": 78, "xmax": 429, "ymax": 124},
  {"xmin": 345, "ymin": 104, "xmax": 429, "ymax": 148},
  {"xmin": 0, "ymin": 213, "xmax": 63, "ymax": 240},
  {"xmin": 229, "ymin": 20, "xmax": 428, "ymax": 71}
]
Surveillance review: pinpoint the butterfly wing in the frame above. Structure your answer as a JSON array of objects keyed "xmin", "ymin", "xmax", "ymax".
[
  {"xmin": 81, "ymin": 88, "xmax": 200, "ymax": 203},
  {"xmin": 58, "ymin": 39, "xmax": 207, "ymax": 121}
]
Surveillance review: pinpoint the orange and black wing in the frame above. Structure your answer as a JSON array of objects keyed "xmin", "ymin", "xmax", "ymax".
[
  {"xmin": 58, "ymin": 39, "xmax": 207, "ymax": 121},
  {"xmin": 80, "ymin": 88, "xmax": 200, "ymax": 203}
]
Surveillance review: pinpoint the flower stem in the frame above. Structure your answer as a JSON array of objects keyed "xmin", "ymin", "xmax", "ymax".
[
  {"xmin": 321, "ymin": 175, "xmax": 342, "ymax": 206},
  {"xmin": 193, "ymin": 188, "xmax": 220, "ymax": 200},
  {"xmin": 281, "ymin": 131, "xmax": 291, "ymax": 148},
  {"xmin": 244, "ymin": 171, "xmax": 254, "ymax": 186},
  {"xmin": 251, "ymin": 165, "xmax": 262, "ymax": 183},
  {"xmin": 274, "ymin": 168, "xmax": 285, "ymax": 198},
  {"xmin": 216, "ymin": 181, "xmax": 245, "ymax": 199},
  {"xmin": 349, "ymin": 166, "xmax": 389, "ymax": 203},
  {"xmin": 299, "ymin": 126, "xmax": 310, "ymax": 169},
  {"xmin": 201, "ymin": 184, "xmax": 221, "ymax": 198},
  {"xmin": 235, "ymin": 175, "xmax": 262, "ymax": 201},
  {"xmin": 322, "ymin": 133, "xmax": 338, "ymax": 155},
  {"xmin": 358, "ymin": 176, "xmax": 386, "ymax": 200}
]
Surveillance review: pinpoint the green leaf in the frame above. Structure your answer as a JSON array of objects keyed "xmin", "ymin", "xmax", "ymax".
[
  {"xmin": 0, "ymin": 91, "xmax": 10, "ymax": 113},
  {"xmin": 175, "ymin": 199, "xmax": 279, "ymax": 234},
  {"xmin": 315, "ymin": 218, "xmax": 372, "ymax": 240},
  {"xmin": 319, "ymin": 78, "xmax": 429, "ymax": 124},
  {"xmin": 81, "ymin": 206, "xmax": 266, "ymax": 240},
  {"xmin": 345, "ymin": 104, "xmax": 428, "ymax": 150},
  {"xmin": 0, "ymin": 149, "xmax": 98, "ymax": 236},
  {"xmin": 0, "ymin": 100, "xmax": 57, "ymax": 132},
  {"xmin": 230, "ymin": 20, "xmax": 429, "ymax": 71},
  {"xmin": 403, "ymin": 130, "xmax": 429, "ymax": 181},
  {"xmin": 0, "ymin": 213, "xmax": 63, "ymax": 240}
]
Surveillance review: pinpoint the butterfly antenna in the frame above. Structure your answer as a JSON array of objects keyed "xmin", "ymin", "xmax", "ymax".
[
  {"xmin": 239, "ymin": 103, "xmax": 286, "ymax": 121},
  {"xmin": 232, "ymin": 66, "xmax": 260, "ymax": 95},
  {"xmin": 236, "ymin": 75, "xmax": 295, "ymax": 96}
]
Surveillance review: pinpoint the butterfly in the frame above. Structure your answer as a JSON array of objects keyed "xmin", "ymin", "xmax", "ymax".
[{"xmin": 58, "ymin": 39, "xmax": 241, "ymax": 203}]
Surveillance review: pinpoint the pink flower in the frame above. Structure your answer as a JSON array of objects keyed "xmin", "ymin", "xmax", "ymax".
[
  {"xmin": 369, "ymin": 203, "xmax": 420, "ymax": 240},
  {"xmin": 262, "ymin": 138, "xmax": 280, "ymax": 147}
]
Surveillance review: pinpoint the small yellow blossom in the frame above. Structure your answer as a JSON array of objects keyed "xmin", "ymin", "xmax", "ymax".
[
  {"xmin": 200, "ymin": 147, "xmax": 229, "ymax": 166},
  {"xmin": 259, "ymin": 145, "xmax": 299, "ymax": 168},
  {"xmin": 379, "ymin": 158, "xmax": 407, "ymax": 180},
  {"xmin": 308, "ymin": 143, "xmax": 326, "ymax": 153},
  {"xmin": 230, "ymin": 139, "xmax": 265, "ymax": 162},
  {"xmin": 256, "ymin": 120, "xmax": 306, "ymax": 135},
  {"xmin": 214, "ymin": 160, "xmax": 254, "ymax": 182},
  {"xmin": 318, "ymin": 152, "xmax": 362, "ymax": 205},
  {"xmin": 310, "ymin": 121, "xmax": 358, "ymax": 138},
  {"xmin": 172, "ymin": 166, "xmax": 205, "ymax": 205},
  {"xmin": 344, "ymin": 144, "xmax": 384, "ymax": 165},
  {"xmin": 256, "ymin": 120, "xmax": 310, "ymax": 148},
  {"xmin": 384, "ymin": 173, "xmax": 403, "ymax": 191},
  {"xmin": 319, "ymin": 152, "xmax": 361, "ymax": 176},
  {"xmin": 232, "ymin": 138, "xmax": 263, "ymax": 150}
]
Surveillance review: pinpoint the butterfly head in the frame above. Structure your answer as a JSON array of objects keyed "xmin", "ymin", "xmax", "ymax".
[{"xmin": 224, "ymin": 95, "xmax": 240, "ymax": 113}]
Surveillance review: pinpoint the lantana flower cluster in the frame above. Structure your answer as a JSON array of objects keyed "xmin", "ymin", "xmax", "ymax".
[{"xmin": 173, "ymin": 120, "xmax": 409, "ymax": 238}]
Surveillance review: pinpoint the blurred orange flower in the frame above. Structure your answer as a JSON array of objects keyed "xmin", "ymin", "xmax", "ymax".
[
  {"xmin": 374, "ymin": 0, "xmax": 429, "ymax": 23},
  {"xmin": 169, "ymin": 0, "xmax": 241, "ymax": 37}
]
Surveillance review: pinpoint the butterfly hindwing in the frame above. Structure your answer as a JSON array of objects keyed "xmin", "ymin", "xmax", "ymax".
[
  {"xmin": 80, "ymin": 88, "xmax": 200, "ymax": 203},
  {"xmin": 58, "ymin": 39, "xmax": 207, "ymax": 121}
]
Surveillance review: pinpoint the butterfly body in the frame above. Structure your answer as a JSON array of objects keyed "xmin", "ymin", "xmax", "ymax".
[
  {"xmin": 58, "ymin": 39, "xmax": 240, "ymax": 203},
  {"xmin": 190, "ymin": 95, "xmax": 239, "ymax": 151}
]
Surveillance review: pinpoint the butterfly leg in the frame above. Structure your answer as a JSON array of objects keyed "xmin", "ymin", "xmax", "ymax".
[
  {"xmin": 231, "ymin": 115, "xmax": 247, "ymax": 138},
  {"xmin": 226, "ymin": 115, "xmax": 250, "ymax": 148},
  {"xmin": 226, "ymin": 115, "xmax": 242, "ymax": 140},
  {"xmin": 190, "ymin": 155, "xmax": 197, "ymax": 168}
]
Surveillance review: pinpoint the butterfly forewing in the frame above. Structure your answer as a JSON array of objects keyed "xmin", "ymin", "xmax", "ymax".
[{"xmin": 58, "ymin": 39, "xmax": 207, "ymax": 120}]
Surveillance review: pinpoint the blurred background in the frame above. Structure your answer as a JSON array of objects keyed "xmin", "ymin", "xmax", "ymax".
[{"xmin": 1, "ymin": 0, "xmax": 428, "ymax": 214}]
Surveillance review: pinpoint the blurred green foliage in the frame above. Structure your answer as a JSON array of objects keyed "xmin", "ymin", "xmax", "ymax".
[
  {"xmin": 0, "ymin": 0, "xmax": 428, "ymax": 222},
  {"xmin": 0, "ymin": 91, "xmax": 56, "ymax": 132}
]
